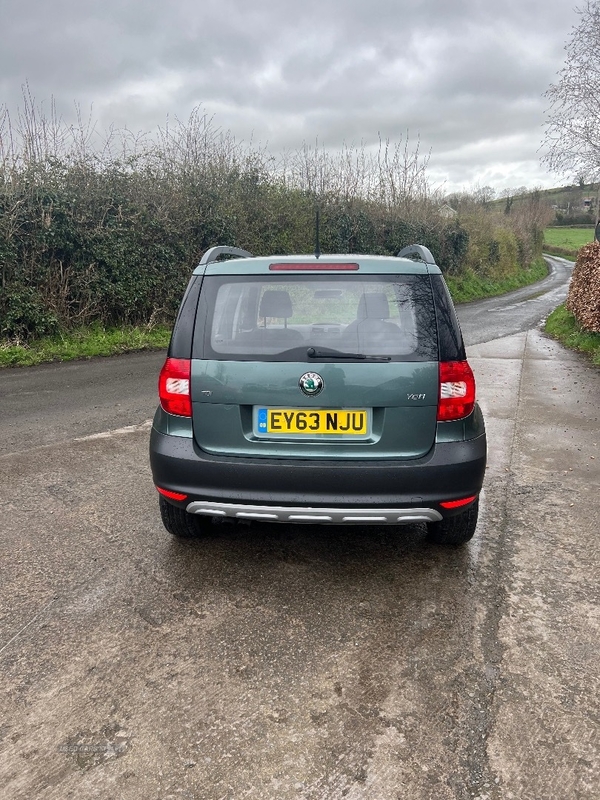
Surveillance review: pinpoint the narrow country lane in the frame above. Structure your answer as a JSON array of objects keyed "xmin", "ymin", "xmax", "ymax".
[{"xmin": 1, "ymin": 256, "xmax": 598, "ymax": 799}]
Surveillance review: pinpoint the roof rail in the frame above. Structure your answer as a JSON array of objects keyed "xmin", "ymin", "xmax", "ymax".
[
  {"xmin": 397, "ymin": 244, "xmax": 436, "ymax": 265},
  {"xmin": 199, "ymin": 246, "xmax": 253, "ymax": 266}
]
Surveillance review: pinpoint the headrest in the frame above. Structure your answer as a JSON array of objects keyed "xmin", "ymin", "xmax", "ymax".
[
  {"xmin": 260, "ymin": 290, "xmax": 293, "ymax": 319},
  {"xmin": 357, "ymin": 292, "xmax": 390, "ymax": 320}
]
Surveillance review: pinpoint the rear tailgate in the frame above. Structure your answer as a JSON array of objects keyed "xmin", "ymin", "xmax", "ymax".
[{"xmin": 191, "ymin": 360, "xmax": 438, "ymax": 459}]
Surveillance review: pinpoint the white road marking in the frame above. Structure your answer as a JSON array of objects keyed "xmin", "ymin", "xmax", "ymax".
[{"xmin": 74, "ymin": 419, "xmax": 153, "ymax": 441}]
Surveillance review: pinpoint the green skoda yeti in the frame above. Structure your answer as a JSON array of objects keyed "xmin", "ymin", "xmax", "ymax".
[{"xmin": 149, "ymin": 245, "xmax": 487, "ymax": 545}]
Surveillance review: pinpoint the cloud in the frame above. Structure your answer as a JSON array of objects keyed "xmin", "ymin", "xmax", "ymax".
[{"xmin": 0, "ymin": 0, "xmax": 580, "ymax": 191}]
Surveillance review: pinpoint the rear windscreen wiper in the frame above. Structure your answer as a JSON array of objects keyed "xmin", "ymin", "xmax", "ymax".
[{"xmin": 307, "ymin": 347, "xmax": 391, "ymax": 361}]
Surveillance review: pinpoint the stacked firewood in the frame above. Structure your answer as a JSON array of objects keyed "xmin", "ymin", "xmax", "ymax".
[{"xmin": 566, "ymin": 241, "xmax": 600, "ymax": 333}]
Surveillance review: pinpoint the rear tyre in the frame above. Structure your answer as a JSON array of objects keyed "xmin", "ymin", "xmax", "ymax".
[
  {"xmin": 426, "ymin": 499, "xmax": 479, "ymax": 546},
  {"xmin": 159, "ymin": 496, "xmax": 209, "ymax": 538}
]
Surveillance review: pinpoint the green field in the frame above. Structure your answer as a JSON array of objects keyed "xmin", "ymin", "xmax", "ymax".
[{"xmin": 544, "ymin": 227, "xmax": 595, "ymax": 250}]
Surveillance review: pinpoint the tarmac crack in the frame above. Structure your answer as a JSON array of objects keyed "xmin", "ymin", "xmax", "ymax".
[{"xmin": 457, "ymin": 334, "xmax": 529, "ymax": 799}]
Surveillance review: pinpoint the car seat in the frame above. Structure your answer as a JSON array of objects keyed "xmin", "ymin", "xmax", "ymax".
[
  {"xmin": 256, "ymin": 290, "xmax": 303, "ymax": 346},
  {"xmin": 342, "ymin": 292, "xmax": 403, "ymax": 350}
]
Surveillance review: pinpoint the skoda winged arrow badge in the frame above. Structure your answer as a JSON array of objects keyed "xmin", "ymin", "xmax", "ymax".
[{"xmin": 298, "ymin": 372, "xmax": 324, "ymax": 397}]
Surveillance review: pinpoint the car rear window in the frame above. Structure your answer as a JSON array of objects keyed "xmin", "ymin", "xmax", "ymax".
[{"xmin": 193, "ymin": 274, "xmax": 438, "ymax": 362}]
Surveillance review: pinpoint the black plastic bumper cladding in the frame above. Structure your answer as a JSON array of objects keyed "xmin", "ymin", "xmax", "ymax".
[{"xmin": 150, "ymin": 429, "xmax": 487, "ymax": 516}]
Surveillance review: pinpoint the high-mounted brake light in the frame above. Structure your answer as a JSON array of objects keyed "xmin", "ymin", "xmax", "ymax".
[
  {"xmin": 437, "ymin": 361, "xmax": 476, "ymax": 421},
  {"xmin": 440, "ymin": 495, "xmax": 477, "ymax": 509},
  {"xmin": 269, "ymin": 262, "xmax": 359, "ymax": 271},
  {"xmin": 159, "ymin": 357, "xmax": 192, "ymax": 417}
]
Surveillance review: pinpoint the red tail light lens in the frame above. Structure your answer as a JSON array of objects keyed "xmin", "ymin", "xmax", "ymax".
[
  {"xmin": 437, "ymin": 361, "xmax": 476, "ymax": 421},
  {"xmin": 159, "ymin": 358, "xmax": 192, "ymax": 417}
]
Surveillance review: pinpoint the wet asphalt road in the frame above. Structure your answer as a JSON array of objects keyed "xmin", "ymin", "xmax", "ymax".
[
  {"xmin": 1, "ymin": 255, "xmax": 598, "ymax": 799},
  {"xmin": 457, "ymin": 255, "xmax": 574, "ymax": 346}
]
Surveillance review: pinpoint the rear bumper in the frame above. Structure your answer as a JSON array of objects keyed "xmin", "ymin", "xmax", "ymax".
[
  {"xmin": 149, "ymin": 428, "xmax": 487, "ymax": 521},
  {"xmin": 186, "ymin": 500, "xmax": 443, "ymax": 524}
]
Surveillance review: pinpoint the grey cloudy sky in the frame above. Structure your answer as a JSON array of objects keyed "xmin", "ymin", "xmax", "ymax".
[{"xmin": 0, "ymin": 0, "xmax": 580, "ymax": 193}]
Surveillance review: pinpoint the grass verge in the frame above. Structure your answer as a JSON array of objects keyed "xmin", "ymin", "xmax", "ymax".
[
  {"xmin": 544, "ymin": 305, "xmax": 600, "ymax": 366},
  {"xmin": 0, "ymin": 258, "xmax": 551, "ymax": 368},
  {"xmin": 0, "ymin": 324, "xmax": 171, "ymax": 368},
  {"xmin": 446, "ymin": 257, "xmax": 549, "ymax": 304}
]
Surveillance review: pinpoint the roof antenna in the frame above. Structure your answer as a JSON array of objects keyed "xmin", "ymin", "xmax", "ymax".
[{"xmin": 315, "ymin": 204, "xmax": 321, "ymax": 259}]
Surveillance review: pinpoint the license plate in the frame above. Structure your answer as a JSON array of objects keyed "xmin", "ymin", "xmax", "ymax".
[{"xmin": 254, "ymin": 407, "xmax": 370, "ymax": 437}]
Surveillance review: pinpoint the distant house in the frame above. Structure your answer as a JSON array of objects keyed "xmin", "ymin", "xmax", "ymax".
[{"xmin": 438, "ymin": 203, "xmax": 458, "ymax": 219}]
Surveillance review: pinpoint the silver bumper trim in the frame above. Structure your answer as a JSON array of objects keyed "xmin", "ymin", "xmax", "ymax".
[{"xmin": 186, "ymin": 501, "xmax": 442, "ymax": 525}]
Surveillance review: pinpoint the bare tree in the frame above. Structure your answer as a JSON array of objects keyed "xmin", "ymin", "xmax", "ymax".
[
  {"xmin": 473, "ymin": 185, "xmax": 496, "ymax": 205},
  {"xmin": 542, "ymin": 1, "xmax": 600, "ymax": 182}
]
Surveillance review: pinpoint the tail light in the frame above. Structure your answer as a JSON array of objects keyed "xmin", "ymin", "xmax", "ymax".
[
  {"xmin": 159, "ymin": 358, "xmax": 191, "ymax": 417},
  {"xmin": 437, "ymin": 361, "xmax": 475, "ymax": 421}
]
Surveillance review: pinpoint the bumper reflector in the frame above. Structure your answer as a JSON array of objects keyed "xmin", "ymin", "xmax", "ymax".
[
  {"xmin": 156, "ymin": 486, "xmax": 188, "ymax": 502},
  {"xmin": 440, "ymin": 495, "xmax": 477, "ymax": 509}
]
